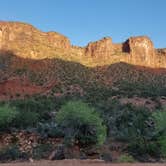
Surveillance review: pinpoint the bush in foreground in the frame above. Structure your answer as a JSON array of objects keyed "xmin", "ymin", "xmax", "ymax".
[
  {"xmin": 0, "ymin": 105, "xmax": 17, "ymax": 130},
  {"xmin": 56, "ymin": 101, "xmax": 106, "ymax": 147},
  {"xmin": 13, "ymin": 110, "xmax": 39, "ymax": 129},
  {"xmin": 117, "ymin": 154, "xmax": 135, "ymax": 163},
  {"xmin": 153, "ymin": 109, "xmax": 166, "ymax": 158},
  {"xmin": 0, "ymin": 145, "xmax": 29, "ymax": 162}
]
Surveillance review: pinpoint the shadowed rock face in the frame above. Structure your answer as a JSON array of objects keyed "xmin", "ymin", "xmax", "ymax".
[{"xmin": 0, "ymin": 21, "xmax": 165, "ymax": 68}]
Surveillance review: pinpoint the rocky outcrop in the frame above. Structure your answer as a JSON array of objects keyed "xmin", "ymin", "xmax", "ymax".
[
  {"xmin": 85, "ymin": 37, "xmax": 113, "ymax": 58},
  {"xmin": 83, "ymin": 36, "xmax": 154, "ymax": 67},
  {"xmin": 0, "ymin": 21, "xmax": 71, "ymax": 59},
  {"xmin": 84, "ymin": 36, "xmax": 166, "ymax": 68},
  {"xmin": 155, "ymin": 48, "xmax": 166, "ymax": 68},
  {"xmin": 123, "ymin": 36, "xmax": 155, "ymax": 66},
  {"xmin": 0, "ymin": 21, "xmax": 165, "ymax": 68}
]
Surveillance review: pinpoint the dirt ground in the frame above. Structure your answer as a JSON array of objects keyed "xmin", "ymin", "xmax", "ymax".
[{"xmin": 0, "ymin": 160, "xmax": 166, "ymax": 166}]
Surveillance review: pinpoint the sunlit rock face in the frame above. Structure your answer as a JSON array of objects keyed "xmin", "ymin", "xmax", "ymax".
[
  {"xmin": 0, "ymin": 29, "xmax": 2, "ymax": 49},
  {"xmin": 85, "ymin": 37, "xmax": 113, "ymax": 58},
  {"xmin": 0, "ymin": 21, "xmax": 165, "ymax": 68},
  {"xmin": 0, "ymin": 21, "xmax": 71, "ymax": 59},
  {"xmin": 84, "ymin": 36, "xmax": 166, "ymax": 68},
  {"xmin": 123, "ymin": 36, "xmax": 155, "ymax": 66}
]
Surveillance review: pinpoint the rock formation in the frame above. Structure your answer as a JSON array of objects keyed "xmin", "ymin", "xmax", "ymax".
[
  {"xmin": 0, "ymin": 21, "xmax": 165, "ymax": 68},
  {"xmin": 125, "ymin": 36, "xmax": 155, "ymax": 66},
  {"xmin": 0, "ymin": 21, "xmax": 70, "ymax": 59},
  {"xmin": 85, "ymin": 37, "xmax": 113, "ymax": 58}
]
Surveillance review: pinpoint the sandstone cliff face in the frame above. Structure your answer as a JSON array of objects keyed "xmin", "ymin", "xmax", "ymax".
[
  {"xmin": 85, "ymin": 37, "xmax": 113, "ymax": 58},
  {"xmin": 84, "ymin": 36, "xmax": 166, "ymax": 68},
  {"xmin": 0, "ymin": 21, "xmax": 165, "ymax": 68},
  {"xmin": 0, "ymin": 21, "xmax": 70, "ymax": 59},
  {"xmin": 126, "ymin": 36, "xmax": 155, "ymax": 66},
  {"xmin": 155, "ymin": 49, "xmax": 166, "ymax": 68}
]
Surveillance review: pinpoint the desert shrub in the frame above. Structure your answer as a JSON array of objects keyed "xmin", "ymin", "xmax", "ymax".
[
  {"xmin": 15, "ymin": 67, "xmax": 27, "ymax": 76},
  {"xmin": 118, "ymin": 80, "xmax": 166, "ymax": 97},
  {"xmin": 128, "ymin": 140, "xmax": 159, "ymax": 161},
  {"xmin": 0, "ymin": 145, "xmax": 29, "ymax": 162},
  {"xmin": 5, "ymin": 96, "xmax": 73, "ymax": 129},
  {"xmin": 37, "ymin": 122, "xmax": 64, "ymax": 138},
  {"xmin": 56, "ymin": 101, "xmax": 106, "ymax": 147},
  {"xmin": 32, "ymin": 144, "xmax": 53, "ymax": 159},
  {"xmin": 117, "ymin": 154, "xmax": 135, "ymax": 163},
  {"xmin": 125, "ymin": 108, "xmax": 165, "ymax": 160},
  {"xmin": 153, "ymin": 109, "xmax": 166, "ymax": 158},
  {"xmin": 97, "ymin": 101, "xmax": 154, "ymax": 141},
  {"xmin": 10, "ymin": 96, "xmax": 69, "ymax": 121},
  {"xmin": 97, "ymin": 100, "xmax": 158, "ymax": 160},
  {"xmin": 13, "ymin": 110, "xmax": 40, "ymax": 129},
  {"xmin": 0, "ymin": 105, "xmax": 18, "ymax": 130},
  {"xmin": 158, "ymin": 136, "xmax": 166, "ymax": 158},
  {"xmin": 119, "ymin": 106, "xmax": 158, "ymax": 159},
  {"xmin": 84, "ymin": 84, "xmax": 113, "ymax": 104},
  {"xmin": 95, "ymin": 99, "xmax": 122, "ymax": 136},
  {"xmin": 100, "ymin": 152, "xmax": 112, "ymax": 162},
  {"xmin": 115, "ymin": 106, "xmax": 154, "ymax": 141},
  {"xmin": 127, "ymin": 108, "xmax": 166, "ymax": 160},
  {"xmin": 153, "ymin": 109, "xmax": 166, "ymax": 137},
  {"xmin": 10, "ymin": 97, "xmax": 55, "ymax": 120}
]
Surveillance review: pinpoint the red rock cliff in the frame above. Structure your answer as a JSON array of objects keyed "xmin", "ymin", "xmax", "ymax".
[
  {"xmin": 0, "ymin": 21, "xmax": 71, "ymax": 59},
  {"xmin": 0, "ymin": 21, "xmax": 165, "ymax": 68}
]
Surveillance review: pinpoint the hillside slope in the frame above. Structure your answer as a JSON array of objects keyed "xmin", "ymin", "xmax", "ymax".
[
  {"xmin": 0, "ymin": 51, "xmax": 165, "ymax": 102},
  {"xmin": 0, "ymin": 21, "xmax": 165, "ymax": 105}
]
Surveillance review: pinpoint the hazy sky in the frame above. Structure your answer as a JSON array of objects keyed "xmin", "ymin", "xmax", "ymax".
[{"xmin": 0, "ymin": 0, "xmax": 166, "ymax": 48}]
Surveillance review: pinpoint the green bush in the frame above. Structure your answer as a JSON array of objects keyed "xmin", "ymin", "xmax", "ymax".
[
  {"xmin": 13, "ymin": 111, "xmax": 40, "ymax": 129},
  {"xmin": 97, "ymin": 100, "xmax": 158, "ymax": 160},
  {"xmin": 114, "ymin": 106, "xmax": 153, "ymax": 141},
  {"xmin": 153, "ymin": 109, "xmax": 166, "ymax": 158},
  {"xmin": 37, "ymin": 122, "xmax": 64, "ymax": 138},
  {"xmin": 56, "ymin": 101, "xmax": 106, "ymax": 147},
  {"xmin": 0, "ymin": 145, "xmax": 29, "ymax": 162},
  {"xmin": 153, "ymin": 109, "xmax": 166, "ymax": 136},
  {"xmin": 0, "ymin": 105, "xmax": 18, "ymax": 130},
  {"xmin": 97, "ymin": 100, "xmax": 154, "ymax": 140},
  {"xmin": 117, "ymin": 154, "xmax": 135, "ymax": 163},
  {"xmin": 32, "ymin": 144, "xmax": 53, "ymax": 159},
  {"xmin": 158, "ymin": 136, "xmax": 166, "ymax": 158},
  {"xmin": 10, "ymin": 96, "xmax": 66, "ymax": 121},
  {"xmin": 128, "ymin": 140, "xmax": 159, "ymax": 160}
]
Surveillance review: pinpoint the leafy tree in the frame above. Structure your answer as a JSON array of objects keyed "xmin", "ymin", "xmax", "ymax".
[
  {"xmin": 56, "ymin": 101, "xmax": 106, "ymax": 147},
  {"xmin": 153, "ymin": 108, "xmax": 166, "ymax": 158}
]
